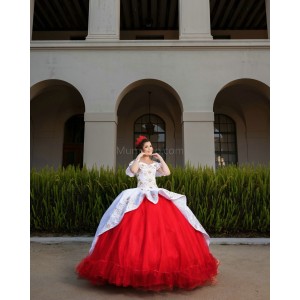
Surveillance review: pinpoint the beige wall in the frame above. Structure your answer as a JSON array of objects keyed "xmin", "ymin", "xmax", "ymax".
[
  {"xmin": 30, "ymin": 41, "xmax": 269, "ymax": 168},
  {"xmin": 183, "ymin": 112, "xmax": 215, "ymax": 167},
  {"xmin": 30, "ymin": 0, "xmax": 269, "ymax": 169},
  {"xmin": 83, "ymin": 113, "xmax": 117, "ymax": 169},
  {"xmin": 30, "ymin": 43, "xmax": 269, "ymax": 112}
]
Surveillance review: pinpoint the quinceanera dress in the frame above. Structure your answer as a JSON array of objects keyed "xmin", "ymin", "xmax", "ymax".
[{"xmin": 76, "ymin": 161, "xmax": 219, "ymax": 291}]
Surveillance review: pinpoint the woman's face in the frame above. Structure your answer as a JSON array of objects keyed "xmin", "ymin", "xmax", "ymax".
[{"xmin": 142, "ymin": 141, "xmax": 153, "ymax": 155}]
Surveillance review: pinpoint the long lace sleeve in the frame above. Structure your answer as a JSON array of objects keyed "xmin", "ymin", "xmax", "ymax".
[
  {"xmin": 125, "ymin": 160, "xmax": 136, "ymax": 177},
  {"xmin": 155, "ymin": 162, "xmax": 165, "ymax": 177}
]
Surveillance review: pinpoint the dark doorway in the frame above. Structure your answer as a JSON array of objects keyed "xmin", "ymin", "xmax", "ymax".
[{"xmin": 63, "ymin": 114, "xmax": 84, "ymax": 168}]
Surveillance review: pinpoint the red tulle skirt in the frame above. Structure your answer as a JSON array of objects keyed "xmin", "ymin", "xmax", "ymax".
[{"xmin": 76, "ymin": 195, "xmax": 219, "ymax": 291}]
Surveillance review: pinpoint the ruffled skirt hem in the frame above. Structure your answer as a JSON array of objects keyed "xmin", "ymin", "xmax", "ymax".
[{"xmin": 76, "ymin": 258, "xmax": 219, "ymax": 291}]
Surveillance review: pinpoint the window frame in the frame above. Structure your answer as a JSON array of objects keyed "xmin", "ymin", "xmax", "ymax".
[
  {"xmin": 133, "ymin": 114, "xmax": 166, "ymax": 160},
  {"xmin": 214, "ymin": 114, "xmax": 238, "ymax": 167}
]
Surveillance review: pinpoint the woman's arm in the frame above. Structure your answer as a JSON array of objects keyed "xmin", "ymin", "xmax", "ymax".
[
  {"xmin": 152, "ymin": 153, "xmax": 171, "ymax": 176},
  {"xmin": 130, "ymin": 151, "xmax": 145, "ymax": 174}
]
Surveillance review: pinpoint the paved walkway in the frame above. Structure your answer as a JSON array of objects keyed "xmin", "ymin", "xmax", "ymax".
[{"xmin": 31, "ymin": 238, "xmax": 269, "ymax": 300}]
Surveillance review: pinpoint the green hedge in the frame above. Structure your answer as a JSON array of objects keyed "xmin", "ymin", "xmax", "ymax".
[{"xmin": 30, "ymin": 164, "xmax": 269, "ymax": 236}]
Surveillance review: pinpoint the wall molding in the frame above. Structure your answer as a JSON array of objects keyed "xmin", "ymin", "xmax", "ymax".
[{"xmin": 30, "ymin": 40, "xmax": 270, "ymax": 51}]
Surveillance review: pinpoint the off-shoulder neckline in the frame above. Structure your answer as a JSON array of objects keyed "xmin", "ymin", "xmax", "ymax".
[{"xmin": 139, "ymin": 161, "xmax": 156, "ymax": 165}]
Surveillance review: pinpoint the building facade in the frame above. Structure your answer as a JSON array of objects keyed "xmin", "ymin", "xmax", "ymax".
[{"xmin": 30, "ymin": 0, "xmax": 270, "ymax": 169}]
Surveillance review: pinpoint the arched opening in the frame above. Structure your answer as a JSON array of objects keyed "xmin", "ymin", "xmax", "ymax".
[
  {"xmin": 30, "ymin": 79, "xmax": 85, "ymax": 169},
  {"xmin": 116, "ymin": 79, "xmax": 183, "ymax": 167},
  {"xmin": 213, "ymin": 78, "xmax": 270, "ymax": 165}
]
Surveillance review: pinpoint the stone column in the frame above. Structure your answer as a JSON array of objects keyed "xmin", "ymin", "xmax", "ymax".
[
  {"xmin": 83, "ymin": 113, "xmax": 118, "ymax": 169},
  {"xmin": 265, "ymin": 0, "xmax": 270, "ymax": 38},
  {"xmin": 182, "ymin": 112, "xmax": 215, "ymax": 168},
  {"xmin": 179, "ymin": 0, "xmax": 213, "ymax": 41},
  {"xmin": 30, "ymin": 0, "xmax": 35, "ymax": 39},
  {"xmin": 86, "ymin": 0, "xmax": 120, "ymax": 41}
]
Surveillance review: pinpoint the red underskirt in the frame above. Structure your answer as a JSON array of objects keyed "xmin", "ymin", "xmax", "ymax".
[{"xmin": 76, "ymin": 195, "xmax": 219, "ymax": 291}]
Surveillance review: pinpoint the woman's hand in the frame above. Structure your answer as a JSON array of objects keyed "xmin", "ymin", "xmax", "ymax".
[
  {"xmin": 136, "ymin": 150, "xmax": 146, "ymax": 162},
  {"xmin": 130, "ymin": 151, "xmax": 145, "ymax": 174},
  {"xmin": 152, "ymin": 153, "xmax": 171, "ymax": 176},
  {"xmin": 152, "ymin": 153, "xmax": 164, "ymax": 161}
]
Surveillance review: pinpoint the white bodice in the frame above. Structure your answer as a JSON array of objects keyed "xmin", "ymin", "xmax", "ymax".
[{"xmin": 126, "ymin": 160, "xmax": 163, "ymax": 190}]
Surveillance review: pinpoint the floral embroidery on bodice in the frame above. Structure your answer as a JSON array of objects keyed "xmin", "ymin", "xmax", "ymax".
[
  {"xmin": 126, "ymin": 161, "xmax": 163, "ymax": 190},
  {"xmin": 136, "ymin": 163, "xmax": 159, "ymax": 189}
]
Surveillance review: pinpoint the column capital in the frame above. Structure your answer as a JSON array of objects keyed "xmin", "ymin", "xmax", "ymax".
[
  {"xmin": 84, "ymin": 112, "xmax": 118, "ymax": 124},
  {"xmin": 182, "ymin": 112, "xmax": 214, "ymax": 122}
]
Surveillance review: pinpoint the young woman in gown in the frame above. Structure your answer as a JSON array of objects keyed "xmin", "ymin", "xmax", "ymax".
[{"xmin": 76, "ymin": 135, "xmax": 219, "ymax": 291}]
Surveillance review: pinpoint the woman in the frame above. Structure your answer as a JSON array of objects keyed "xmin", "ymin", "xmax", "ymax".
[{"xmin": 76, "ymin": 135, "xmax": 219, "ymax": 291}]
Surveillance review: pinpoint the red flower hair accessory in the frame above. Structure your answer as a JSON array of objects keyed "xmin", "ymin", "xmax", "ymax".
[{"xmin": 135, "ymin": 135, "xmax": 148, "ymax": 147}]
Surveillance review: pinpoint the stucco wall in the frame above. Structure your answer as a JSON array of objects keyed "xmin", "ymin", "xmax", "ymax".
[
  {"xmin": 30, "ymin": 41, "xmax": 269, "ymax": 168},
  {"xmin": 30, "ymin": 42, "xmax": 269, "ymax": 112}
]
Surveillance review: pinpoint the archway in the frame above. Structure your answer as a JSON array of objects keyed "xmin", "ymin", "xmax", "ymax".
[
  {"xmin": 116, "ymin": 79, "xmax": 183, "ymax": 167},
  {"xmin": 213, "ymin": 78, "xmax": 270, "ymax": 165},
  {"xmin": 30, "ymin": 80, "xmax": 85, "ymax": 169}
]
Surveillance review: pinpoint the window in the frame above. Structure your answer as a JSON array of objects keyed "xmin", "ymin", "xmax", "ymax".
[
  {"xmin": 134, "ymin": 114, "xmax": 166, "ymax": 160},
  {"xmin": 214, "ymin": 114, "xmax": 237, "ymax": 167}
]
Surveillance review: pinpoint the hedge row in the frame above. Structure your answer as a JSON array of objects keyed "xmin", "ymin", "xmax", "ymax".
[{"xmin": 30, "ymin": 164, "xmax": 269, "ymax": 236}]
